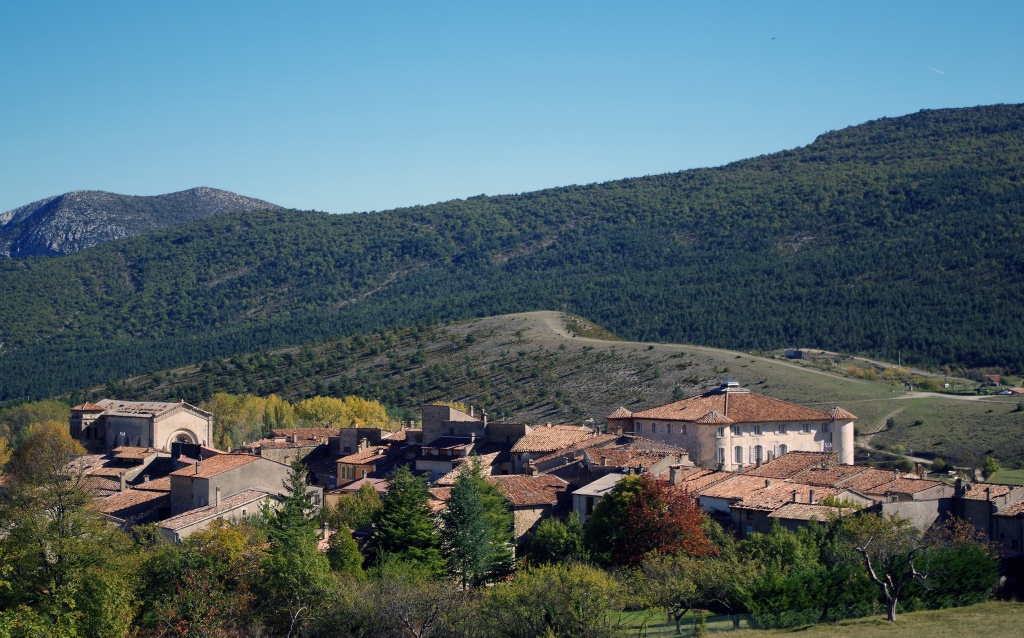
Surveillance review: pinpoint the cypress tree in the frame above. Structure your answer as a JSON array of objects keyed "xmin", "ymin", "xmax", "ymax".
[{"xmin": 370, "ymin": 465, "xmax": 443, "ymax": 574}]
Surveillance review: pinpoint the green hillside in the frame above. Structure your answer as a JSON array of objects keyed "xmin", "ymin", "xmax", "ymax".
[
  {"xmin": 73, "ymin": 311, "xmax": 1024, "ymax": 467},
  {"xmin": 3, "ymin": 104, "xmax": 1024, "ymax": 400}
]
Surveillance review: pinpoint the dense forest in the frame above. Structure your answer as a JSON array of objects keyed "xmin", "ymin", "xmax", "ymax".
[{"xmin": 2, "ymin": 105, "xmax": 1024, "ymax": 400}]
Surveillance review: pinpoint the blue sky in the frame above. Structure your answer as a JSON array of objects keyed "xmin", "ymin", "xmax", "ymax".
[{"xmin": 2, "ymin": 1, "xmax": 1022, "ymax": 215}]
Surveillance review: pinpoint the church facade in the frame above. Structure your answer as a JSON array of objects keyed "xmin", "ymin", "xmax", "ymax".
[{"xmin": 70, "ymin": 399, "xmax": 214, "ymax": 453}]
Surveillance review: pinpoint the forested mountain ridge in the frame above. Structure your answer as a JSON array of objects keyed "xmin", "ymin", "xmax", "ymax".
[
  {"xmin": 0, "ymin": 186, "xmax": 281, "ymax": 257},
  {"xmin": 2, "ymin": 104, "xmax": 1024, "ymax": 400}
]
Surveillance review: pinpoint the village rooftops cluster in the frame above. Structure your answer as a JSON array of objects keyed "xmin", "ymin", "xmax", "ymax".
[{"xmin": 72, "ymin": 385, "xmax": 1024, "ymax": 554}]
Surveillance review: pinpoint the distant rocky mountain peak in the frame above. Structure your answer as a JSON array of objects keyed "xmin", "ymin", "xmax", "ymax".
[{"xmin": 0, "ymin": 187, "xmax": 283, "ymax": 257}]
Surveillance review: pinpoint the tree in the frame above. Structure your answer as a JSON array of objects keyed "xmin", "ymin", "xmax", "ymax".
[
  {"xmin": 982, "ymin": 457, "xmax": 1000, "ymax": 479},
  {"xmin": 326, "ymin": 481, "xmax": 382, "ymax": 531},
  {"xmin": 583, "ymin": 475, "xmax": 642, "ymax": 565},
  {"xmin": 257, "ymin": 460, "xmax": 334, "ymax": 637},
  {"xmin": 525, "ymin": 511, "xmax": 586, "ymax": 564},
  {"xmin": 841, "ymin": 513, "xmax": 926, "ymax": 622},
  {"xmin": 613, "ymin": 475, "xmax": 717, "ymax": 565},
  {"xmin": 327, "ymin": 531, "xmax": 364, "ymax": 576},
  {"xmin": 370, "ymin": 466, "xmax": 443, "ymax": 574},
  {"xmin": 480, "ymin": 563, "xmax": 625, "ymax": 638},
  {"xmin": 641, "ymin": 554, "xmax": 738, "ymax": 635},
  {"xmin": 0, "ymin": 421, "xmax": 138, "ymax": 636},
  {"xmin": 439, "ymin": 460, "xmax": 513, "ymax": 588}
]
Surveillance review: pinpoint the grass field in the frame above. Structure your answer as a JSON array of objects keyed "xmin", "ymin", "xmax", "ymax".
[
  {"xmin": 989, "ymin": 467, "xmax": 1024, "ymax": 485},
  {"xmin": 616, "ymin": 601, "xmax": 1024, "ymax": 637}
]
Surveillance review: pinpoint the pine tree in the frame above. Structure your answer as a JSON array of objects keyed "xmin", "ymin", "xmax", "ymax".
[
  {"xmin": 440, "ymin": 460, "xmax": 514, "ymax": 587},
  {"xmin": 371, "ymin": 465, "xmax": 443, "ymax": 574}
]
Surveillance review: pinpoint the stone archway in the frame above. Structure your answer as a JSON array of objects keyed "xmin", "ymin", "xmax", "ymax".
[{"xmin": 166, "ymin": 429, "xmax": 198, "ymax": 450}]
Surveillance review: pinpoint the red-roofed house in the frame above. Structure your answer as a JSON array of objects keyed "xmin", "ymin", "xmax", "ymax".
[
  {"xmin": 168, "ymin": 453, "xmax": 294, "ymax": 516},
  {"xmin": 487, "ymin": 475, "xmax": 570, "ymax": 540},
  {"xmin": 623, "ymin": 380, "xmax": 857, "ymax": 471}
]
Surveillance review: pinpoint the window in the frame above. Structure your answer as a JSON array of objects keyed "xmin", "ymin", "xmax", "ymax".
[
  {"xmin": 802, "ymin": 423, "xmax": 811, "ymax": 433},
  {"xmin": 752, "ymin": 445, "xmax": 764, "ymax": 463},
  {"xmin": 752, "ymin": 425, "xmax": 762, "ymax": 436},
  {"xmin": 777, "ymin": 424, "xmax": 787, "ymax": 435},
  {"xmin": 637, "ymin": 424, "xmax": 643, "ymax": 434},
  {"xmin": 734, "ymin": 446, "xmax": 743, "ymax": 464},
  {"xmin": 667, "ymin": 424, "xmax": 672, "ymax": 434},
  {"xmin": 718, "ymin": 447, "xmax": 726, "ymax": 464},
  {"xmin": 778, "ymin": 444, "xmax": 788, "ymax": 455},
  {"xmin": 717, "ymin": 427, "xmax": 725, "ymax": 438},
  {"xmin": 680, "ymin": 424, "xmax": 686, "ymax": 435},
  {"xmin": 651, "ymin": 424, "xmax": 657, "ymax": 434},
  {"xmin": 822, "ymin": 423, "xmax": 830, "ymax": 433},
  {"xmin": 731, "ymin": 425, "xmax": 741, "ymax": 436}
]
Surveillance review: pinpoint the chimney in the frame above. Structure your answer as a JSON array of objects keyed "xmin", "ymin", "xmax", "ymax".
[
  {"xmin": 986, "ymin": 487, "xmax": 992, "ymax": 502},
  {"xmin": 359, "ymin": 438, "xmax": 368, "ymax": 452},
  {"xmin": 143, "ymin": 474, "xmax": 150, "ymax": 483},
  {"xmin": 119, "ymin": 473, "xmax": 127, "ymax": 492},
  {"xmin": 470, "ymin": 432, "xmax": 476, "ymax": 444},
  {"xmin": 195, "ymin": 461, "xmax": 201, "ymax": 475},
  {"xmin": 526, "ymin": 461, "xmax": 539, "ymax": 477},
  {"xmin": 215, "ymin": 486, "xmax": 221, "ymax": 509},
  {"xmin": 670, "ymin": 465, "xmax": 680, "ymax": 485},
  {"xmin": 470, "ymin": 406, "xmax": 474, "ymax": 417},
  {"xmin": 894, "ymin": 469, "xmax": 900, "ymax": 480},
  {"xmin": 483, "ymin": 412, "xmax": 488, "ymax": 427},
  {"xmin": 601, "ymin": 455, "xmax": 609, "ymax": 467},
  {"xmin": 792, "ymin": 490, "xmax": 798, "ymax": 503},
  {"xmin": 764, "ymin": 479, "xmax": 771, "ymax": 488},
  {"xmin": 809, "ymin": 489, "xmax": 817, "ymax": 504}
]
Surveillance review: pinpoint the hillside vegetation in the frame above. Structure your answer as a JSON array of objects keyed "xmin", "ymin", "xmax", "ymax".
[
  {"xmin": 75, "ymin": 311, "xmax": 1024, "ymax": 466},
  {"xmin": 3, "ymin": 105, "xmax": 1024, "ymax": 399}
]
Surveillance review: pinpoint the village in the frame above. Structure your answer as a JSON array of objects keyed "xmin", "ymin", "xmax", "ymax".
[{"xmin": 69, "ymin": 379, "xmax": 1024, "ymax": 554}]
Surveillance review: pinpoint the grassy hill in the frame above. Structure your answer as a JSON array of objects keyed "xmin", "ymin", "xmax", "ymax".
[
  {"xmin": 3, "ymin": 104, "xmax": 1024, "ymax": 400},
  {"xmin": 77, "ymin": 311, "xmax": 1024, "ymax": 467}
]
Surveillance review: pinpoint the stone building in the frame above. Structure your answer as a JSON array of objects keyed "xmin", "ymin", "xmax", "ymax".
[
  {"xmin": 70, "ymin": 399, "xmax": 213, "ymax": 453},
  {"xmin": 615, "ymin": 380, "xmax": 856, "ymax": 471}
]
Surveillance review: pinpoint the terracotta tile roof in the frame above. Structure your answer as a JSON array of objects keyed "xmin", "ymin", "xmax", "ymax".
[
  {"xmin": 135, "ymin": 476, "xmax": 172, "ymax": 491},
  {"xmin": 792, "ymin": 465, "xmax": 870, "ymax": 487},
  {"xmin": 606, "ymin": 407, "xmax": 633, "ymax": 419},
  {"xmin": 660, "ymin": 468, "xmax": 733, "ymax": 492},
  {"xmin": 834, "ymin": 468, "xmax": 901, "ymax": 493},
  {"xmin": 744, "ymin": 452, "xmax": 838, "ymax": 479},
  {"xmin": 864, "ymin": 477, "xmax": 948, "ymax": 497},
  {"xmin": 158, "ymin": 490, "xmax": 272, "ymax": 531},
  {"xmin": 339, "ymin": 477, "xmax": 388, "ymax": 494},
  {"xmin": 769, "ymin": 503, "xmax": 855, "ymax": 521},
  {"xmin": 532, "ymin": 433, "xmax": 619, "ymax": 465},
  {"xmin": 434, "ymin": 452, "xmax": 501, "ymax": 486},
  {"xmin": 826, "ymin": 406, "xmax": 858, "ymax": 420},
  {"xmin": 336, "ymin": 447, "xmax": 389, "ymax": 465},
  {"xmin": 510, "ymin": 425, "xmax": 598, "ymax": 454},
  {"xmin": 487, "ymin": 475, "xmax": 568, "ymax": 507},
  {"xmin": 696, "ymin": 474, "xmax": 773, "ymax": 500},
  {"xmin": 95, "ymin": 487, "xmax": 169, "ymax": 514},
  {"xmin": 112, "ymin": 446, "xmax": 158, "ymax": 461},
  {"xmin": 71, "ymin": 402, "xmax": 107, "ymax": 411},
  {"xmin": 584, "ymin": 449, "xmax": 675, "ymax": 472},
  {"xmin": 730, "ymin": 482, "xmax": 838, "ymax": 512},
  {"xmin": 81, "ymin": 476, "xmax": 121, "ymax": 497},
  {"xmin": 960, "ymin": 482, "xmax": 1015, "ymax": 501},
  {"xmin": 384, "ymin": 428, "xmax": 421, "ymax": 441},
  {"xmin": 631, "ymin": 389, "xmax": 830, "ymax": 423},
  {"xmin": 694, "ymin": 410, "xmax": 734, "ymax": 424},
  {"xmin": 269, "ymin": 428, "xmax": 340, "ymax": 440},
  {"xmin": 428, "ymin": 487, "xmax": 452, "ymax": 513},
  {"xmin": 170, "ymin": 454, "xmax": 260, "ymax": 478},
  {"xmin": 995, "ymin": 499, "xmax": 1024, "ymax": 517}
]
